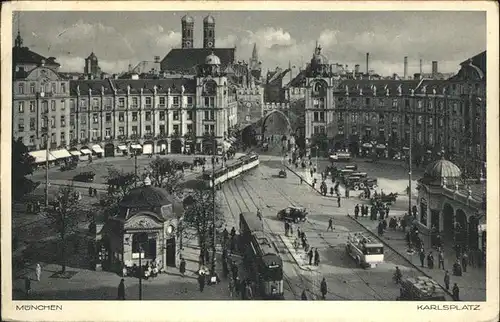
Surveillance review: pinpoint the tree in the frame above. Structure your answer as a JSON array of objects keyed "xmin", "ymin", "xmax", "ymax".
[
  {"xmin": 147, "ymin": 157, "xmax": 184, "ymax": 195},
  {"xmin": 43, "ymin": 185, "xmax": 90, "ymax": 274},
  {"xmin": 101, "ymin": 166, "xmax": 137, "ymax": 218},
  {"xmin": 182, "ymin": 187, "xmax": 224, "ymax": 263},
  {"xmin": 12, "ymin": 138, "xmax": 36, "ymax": 200}
]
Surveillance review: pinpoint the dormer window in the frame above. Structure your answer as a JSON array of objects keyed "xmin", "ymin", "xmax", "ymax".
[{"xmin": 18, "ymin": 83, "xmax": 25, "ymax": 94}]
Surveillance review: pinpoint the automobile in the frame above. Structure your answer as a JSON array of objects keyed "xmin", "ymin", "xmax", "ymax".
[
  {"xmin": 73, "ymin": 171, "xmax": 96, "ymax": 183},
  {"xmin": 60, "ymin": 161, "xmax": 77, "ymax": 171},
  {"xmin": 278, "ymin": 169, "xmax": 287, "ymax": 178},
  {"xmin": 329, "ymin": 152, "xmax": 352, "ymax": 162},
  {"xmin": 344, "ymin": 164, "xmax": 358, "ymax": 171},
  {"xmin": 337, "ymin": 169, "xmax": 355, "ymax": 179},
  {"xmin": 345, "ymin": 177, "xmax": 378, "ymax": 191},
  {"xmin": 262, "ymin": 143, "xmax": 269, "ymax": 152},
  {"xmin": 277, "ymin": 206, "xmax": 308, "ymax": 223}
]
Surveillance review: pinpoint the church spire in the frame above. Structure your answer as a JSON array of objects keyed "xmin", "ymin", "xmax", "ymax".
[
  {"xmin": 15, "ymin": 12, "xmax": 23, "ymax": 48},
  {"xmin": 252, "ymin": 43, "xmax": 259, "ymax": 61}
]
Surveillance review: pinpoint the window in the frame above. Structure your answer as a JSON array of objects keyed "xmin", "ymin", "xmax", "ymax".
[
  {"xmin": 29, "ymin": 136, "xmax": 35, "ymax": 144},
  {"xmin": 392, "ymin": 99, "xmax": 398, "ymax": 109},
  {"xmin": 417, "ymin": 100, "xmax": 422, "ymax": 110},
  {"xmin": 314, "ymin": 112, "xmax": 319, "ymax": 122},
  {"xmin": 173, "ymin": 124, "xmax": 179, "ymax": 134},
  {"xmin": 60, "ymin": 100, "xmax": 66, "ymax": 110},
  {"xmin": 145, "ymin": 97, "xmax": 152, "ymax": 108},
  {"xmin": 131, "ymin": 97, "xmax": 138, "ymax": 108},
  {"xmin": 51, "ymin": 100, "xmax": 56, "ymax": 111},
  {"xmin": 453, "ymin": 102, "xmax": 458, "ymax": 114},
  {"xmin": 30, "ymin": 83, "xmax": 35, "ymax": 94},
  {"xmin": 416, "ymin": 131, "xmax": 422, "ymax": 143},
  {"xmin": 159, "ymin": 124, "xmax": 165, "ymax": 134},
  {"xmin": 105, "ymin": 98, "xmax": 112, "ymax": 109},
  {"xmin": 351, "ymin": 113, "xmax": 358, "ymax": 123},
  {"xmin": 70, "ymin": 115, "xmax": 75, "ymax": 126},
  {"xmin": 405, "ymin": 115, "xmax": 409, "ymax": 125},
  {"xmin": 119, "ymin": 127, "xmax": 125, "ymax": 136},
  {"xmin": 405, "ymin": 99, "xmax": 410, "ymax": 108},
  {"xmin": 209, "ymin": 125, "xmax": 215, "ymax": 134},
  {"xmin": 105, "ymin": 128, "xmax": 111, "ymax": 137},
  {"xmin": 51, "ymin": 116, "xmax": 56, "ymax": 128},
  {"xmin": 132, "ymin": 126, "xmax": 138, "ymax": 135},
  {"xmin": 365, "ymin": 98, "xmax": 370, "ymax": 105},
  {"xmin": 378, "ymin": 113, "xmax": 385, "ymax": 123},
  {"xmin": 91, "ymin": 129, "xmax": 98, "ymax": 139},
  {"xmin": 187, "ymin": 124, "xmax": 193, "ymax": 133},
  {"xmin": 438, "ymin": 118, "xmax": 444, "ymax": 127},
  {"xmin": 18, "ymin": 119, "xmax": 24, "ymax": 132},
  {"xmin": 210, "ymin": 111, "xmax": 215, "ymax": 120},
  {"xmin": 417, "ymin": 115, "xmax": 422, "ymax": 125},
  {"xmin": 429, "ymin": 133, "xmax": 434, "ymax": 145},
  {"xmin": 80, "ymin": 130, "xmax": 86, "ymax": 139},
  {"xmin": 119, "ymin": 112, "xmax": 125, "ymax": 122},
  {"xmin": 132, "ymin": 112, "xmax": 138, "ymax": 122},
  {"xmin": 145, "ymin": 125, "xmax": 152, "ymax": 134},
  {"xmin": 70, "ymin": 99, "xmax": 75, "ymax": 112},
  {"xmin": 44, "ymin": 83, "xmax": 50, "ymax": 93},
  {"xmin": 173, "ymin": 97, "xmax": 180, "ymax": 106},
  {"xmin": 187, "ymin": 111, "xmax": 193, "ymax": 120},
  {"xmin": 92, "ymin": 98, "xmax": 99, "ymax": 110},
  {"xmin": 29, "ymin": 118, "xmax": 35, "ymax": 131},
  {"xmin": 204, "ymin": 97, "xmax": 215, "ymax": 107},
  {"xmin": 60, "ymin": 116, "xmax": 66, "ymax": 127},
  {"xmin": 351, "ymin": 98, "xmax": 358, "ymax": 104},
  {"xmin": 60, "ymin": 132, "xmax": 65, "ymax": 141},
  {"xmin": 187, "ymin": 96, "xmax": 193, "ymax": 106},
  {"xmin": 364, "ymin": 114, "xmax": 369, "ymax": 122},
  {"xmin": 29, "ymin": 101, "xmax": 35, "ymax": 112},
  {"xmin": 392, "ymin": 115, "xmax": 399, "ymax": 123},
  {"xmin": 313, "ymin": 98, "xmax": 325, "ymax": 109},
  {"xmin": 159, "ymin": 111, "xmax": 165, "ymax": 121},
  {"xmin": 93, "ymin": 113, "xmax": 99, "ymax": 124},
  {"xmin": 18, "ymin": 101, "xmax": 24, "ymax": 113},
  {"xmin": 173, "ymin": 111, "xmax": 180, "ymax": 121},
  {"xmin": 61, "ymin": 83, "xmax": 66, "ymax": 93},
  {"xmin": 106, "ymin": 113, "xmax": 112, "ymax": 123},
  {"xmin": 51, "ymin": 83, "xmax": 56, "ymax": 93},
  {"xmin": 204, "ymin": 124, "xmax": 210, "ymax": 134},
  {"xmin": 118, "ymin": 98, "xmax": 125, "ymax": 108},
  {"xmin": 428, "ymin": 117, "xmax": 433, "ymax": 126},
  {"xmin": 428, "ymin": 100, "xmax": 434, "ymax": 111},
  {"xmin": 145, "ymin": 111, "xmax": 152, "ymax": 121},
  {"xmin": 204, "ymin": 111, "xmax": 209, "ymax": 120},
  {"xmin": 18, "ymin": 83, "xmax": 25, "ymax": 94},
  {"xmin": 159, "ymin": 97, "xmax": 166, "ymax": 107},
  {"xmin": 51, "ymin": 133, "xmax": 56, "ymax": 143}
]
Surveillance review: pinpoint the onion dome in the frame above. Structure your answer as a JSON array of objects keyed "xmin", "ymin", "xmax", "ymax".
[
  {"xmin": 424, "ymin": 158, "xmax": 462, "ymax": 179},
  {"xmin": 181, "ymin": 14, "xmax": 194, "ymax": 23},
  {"xmin": 203, "ymin": 15, "xmax": 215, "ymax": 24},
  {"xmin": 205, "ymin": 52, "xmax": 221, "ymax": 65}
]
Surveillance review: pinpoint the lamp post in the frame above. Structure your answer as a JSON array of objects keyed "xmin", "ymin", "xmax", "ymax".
[
  {"xmin": 138, "ymin": 245, "xmax": 143, "ymax": 300},
  {"xmin": 134, "ymin": 149, "xmax": 138, "ymax": 187},
  {"xmin": 408, "ymin": 117, "xmax": 413, "ymax": 217},
  {"xmin": 211, "ymin": 134, "xmax": 217, "ymax": 277}
]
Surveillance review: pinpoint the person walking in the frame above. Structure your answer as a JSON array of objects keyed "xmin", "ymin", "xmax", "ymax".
[
  {"xmin": 179, "ymin": 257, "xmax": 186, "ymax": 277},
  {"xmin": 24, "ymin": 277, "xmax": 31, "ymax": 297},
  {"xmin": 427, "ymin": 251, "xmax": 434, "ymax": 269},
  {"xmin": 452, "ymin": 283, "xmax": 460, "ymax": 301},
  {"xmin": 438, "ymin": 250, "xmax": 445, "ymax": 270},
  {"xmin": 301, "ymin": 290, "xmax": 308, "ymax": 300},
  {"xmin": 320, "ymin": 278, "xmax": 328, "ymax": 300},
  {"xmin": 327, "ymin": 218, "xmax": 334, "ymax": 231},
  {"xmin": 198, "ymin": 272, "xmax": 206, "ymax": 292},
  {"xmin": 117, "ymin": 279, "xmax": 125, "ymax": 300},
  {"xmin": 354, "ymin": 204, "xmax": 360, "ymax": 219},
  {"xmin": 35, "ymin": 263, "xmax": 41, "ymax": 281},
  {"xmin": 419, "ymin": 248, "xmax": 425, "ymax": 268},
  {"xmin": 308, "ymin": 248, "xmax": 314, "ymax": 265},
  {"xmin": 337, "ymin": 196, "xmax": 341, "ymax": 208},
  {"xmin": 228, "ymin": 278, "xmax": 234, "ymax": 298},
  {"xmin": 444, "ymin": 271, "xmax": 450, "ymax": 291},
  {"xmin": 88, "ymin": 186, "xmax": 93, "ymax": 197},
  {"xmin": 314, "ymin": 248, "xmax": 320, "ymax": 266},
  {"xmin": 461, "ymin": 252, "xmax": 468, "ymax": 273}
]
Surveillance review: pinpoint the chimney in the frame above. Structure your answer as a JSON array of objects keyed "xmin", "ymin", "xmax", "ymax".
[
  {"xmin": 432, "ymin": 61, "xmax": 438, "ymax": 77},
  {"xmin": 419, "ymin": 59, "xmax": 422, "ymax": 74},
  {"xmin": 355, "ymin": 64, "xmax": 360, "ymax": 74},
  {"xmin": 404, "ymin": 56, "xmax": 408, "ymax": 80},
  {"xmin": 366, "ymin": 53, "xmax": 369, "ymax": 74}
]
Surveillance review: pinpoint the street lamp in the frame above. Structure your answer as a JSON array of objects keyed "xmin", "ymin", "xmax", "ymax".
[
  {"xmin": 211, "ymin": 134, "xmax": 217, "ymax": 279},
  {"xmin": 408, "ymin": 117, "xmax": 413, "ymax": 217}
]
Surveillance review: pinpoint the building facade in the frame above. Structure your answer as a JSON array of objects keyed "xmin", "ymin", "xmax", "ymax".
[{"xmin": 13, "ymin": 49, "xmax": 238, "ymax": 157}]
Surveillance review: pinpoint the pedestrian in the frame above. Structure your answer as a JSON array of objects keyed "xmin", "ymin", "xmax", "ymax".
[
  {"xmin": 117, "ymin": 278, "xmax": 125, "ymax": 300},
  {"xmin": 385, "ymin": 204, "xmax": 390, "ymax": 217},
  {"xmin": 452, "ymin": 283, "xmax": 460, "ymax": 301},
  {"xmin": 35, "ymin": 263, "xmax": 41, "ymax": 281},
  {"xmin": 284, "ymin": 221, "xmax": 289, "ymax": 237},
  {"xmin": 444, "ymin": 271, "xmax": 450, "ymax": 291},
  {"xmin": 228, "ymin": 278, "xmax": 234, "ymax": 298},
  {"xmin": 301, "ymin": 290, "xmax": 308, "ymax": 300},
  {"xmin": 320, "ymin": 278, "xmax": 327, "ymax": 300},
  {"xmin": 300, "ymin": 177, "xmax": 303, "ymax": 184},
  {"xmin": 327, "ymin": 218, "xmax": 334, "ymax": 231},
  {"xmin": 354, "ymin": 204, "xmax": 360, "ymax": 219},
  {"xmin": 308, "ymin": 248, "xmax": 313, "ymax": 265},
  {"xmin": 24, "ymin": 277, "xmax": 31, "ymax": 297},
  {"xmin": 198, "ymin": 272, "xmax": 206, "ymax": 292},
  {"xmin": 245, "ymin": 282, "xmax": 253, "ymax": 300},
  {"xmin": 427, "ymin": 252, "xmax": 434, "ymax": 269},
  {"xmin": 345, "ymin": 188, "xmax": 350, "ymax": 198},
  {"xmin": 89, "ymin": 187, "xmax": 93, "ymax": 197},
  {"xmin": 314, "ymin": 248, "xmax": 320, "ymax": 266},
  {"xmin": 438, "ymin": 250, "xmax": 445, "ymax": 270},
  {"xmin": 289, "ymin": 223, "xmax": 294, "ymax": 236},
  {"xmin": 458, "ymin": 250, "xmax": 467, "ymax": 272},
  {"xmin": 94, "ymin": 188, "xmax": 98, "ymax": 197},
  {"xmin": 337, "ymin": 196, "xmax": 341, "ymax": 208},
  {"xmin": 330, "ymin": 187, "xmax": 334, "ymax": 196},
  {"xmin": 419, "ymin": 249, "xmax": 425, "ymax": 268},
  {"xmin": 179, "ymin": 257, "xmax": 186, "ymax": 277}
]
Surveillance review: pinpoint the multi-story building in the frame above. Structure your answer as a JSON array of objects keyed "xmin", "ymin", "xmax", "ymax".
[
  {"xmin": 301, "ymin": 45, "xmax": 486, "ymax": 175},
  {"xmin": 13, "ymin": 37, "xmax": 238, "ymax": 158}
]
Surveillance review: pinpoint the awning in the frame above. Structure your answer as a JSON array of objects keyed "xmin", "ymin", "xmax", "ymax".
[
  {"xmin": 362, "ymin": 143, "xmax": 373, "ymax": 148},
  {"xmin": 118, "ymin": 145, "xmax": 127, "ymax": 151},
  {"xmin": 69, "ymin": 150, "xmax": 81, "ymax": 156},
  {"xmin": 376, "ymin": 144, "xmax": 386, "ymax": 149},
  {"xmin": 131, "ymin": 144, "xmax": 142, "ymax": 150},
  {"xmin": 50, "ymin": 149, "xmax": 72, "ymax": 159},
  {"xmin": 143, "ymin": 144, "xmax": 153, "ymax": 154},
  {"xmin": 29, "ymin": 150, "xmax": 56, "ymax": 163},
  {"xmin": 81, "ymin": 149, "xmax": 92, "ymax": 155},
  {"xmin": 92, "ymin": 144, "xmax": 104, "ymax": 154},
  {"xmin": 402, "ymin": 146, "xmax": 410, "ymax": 150}
]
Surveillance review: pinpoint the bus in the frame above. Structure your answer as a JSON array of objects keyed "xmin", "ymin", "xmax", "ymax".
[{"xmin": 345, "ymin": 232, "xmax": 384, "ymax": 268}]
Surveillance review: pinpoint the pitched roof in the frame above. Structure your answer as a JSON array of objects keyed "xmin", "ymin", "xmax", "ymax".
[
  {"xmin": 287, "ymin": 70, "xmax": 306, "ymax": 88},
  {"xmin": 160, "ymin": 48, "xmax": 236, "ymax": 74},
  {"xmin": 70, "ymin": 78, "xmax": 197, "ymax": 95},
  {"xmin": 460, "ymin": 50, "xmax": 486, "ymax": 74},
  {"xmin": 337, "ymin": 79, "xmax": 421, "ymax": 95},
  {"xmin": 13, "ymin": 46, "xmax": 60, "ymax": 67}
]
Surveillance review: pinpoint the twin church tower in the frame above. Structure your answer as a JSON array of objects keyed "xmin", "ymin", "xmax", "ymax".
[{"xmin": 181, "ymin": 14, "xmax": 215, "ymax": 49}]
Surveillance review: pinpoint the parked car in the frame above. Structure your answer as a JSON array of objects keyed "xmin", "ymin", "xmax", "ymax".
[
  {"xmin": 60, "ymin": 161, "xmax": 77, "ymax": 171},
  {"xmin": 277, "ymin": 206, "xmax": 308, "ymax": 223},
  {"xmin": 278, "ymin": 169, "xmax": 287, "ymax": 178},
  {"xmin": 73, "ymin": 171, "xmax": 96, "ymax": 183}
]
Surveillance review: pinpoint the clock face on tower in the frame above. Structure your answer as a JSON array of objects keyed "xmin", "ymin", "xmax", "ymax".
[
  {"xmin": 246, "ymin": 102, "xmax": 252, "ymax": 107},
  {"xmin": 207, "ymin": 41, "xmax": 213, "ymax": 47},
  {"xmin": 185, "ymin": 41, "xmax": 192, "ymax": 47},
  {"xmin": 203, "ymin": 81, "xmax": 216, "ymax": 95}
]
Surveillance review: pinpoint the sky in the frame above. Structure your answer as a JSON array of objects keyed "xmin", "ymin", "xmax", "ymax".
[{"xmin": 13, "ymin": 11, "xmax": 486, "ymax": 76}]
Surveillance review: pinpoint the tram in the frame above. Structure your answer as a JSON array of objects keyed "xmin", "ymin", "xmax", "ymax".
[
  {"xmin": 203, "ymin": 153, "xmax": 259, "ymax": 187},
  {"xmin": 239, "ymin": 212, "xmax": 284, "ymax": 299}
]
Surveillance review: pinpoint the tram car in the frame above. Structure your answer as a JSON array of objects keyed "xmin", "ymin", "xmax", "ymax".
[
  {"xmin": 203, "ymin": 153, "xmax": 259, "ymax": 187},
  {"xmin": 397, "ymin": 276, "xmax": 447, "ymax": 301},
  {"xmin": 239, "ymin": 212, "xmax": 284, "ymax": 299}
]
